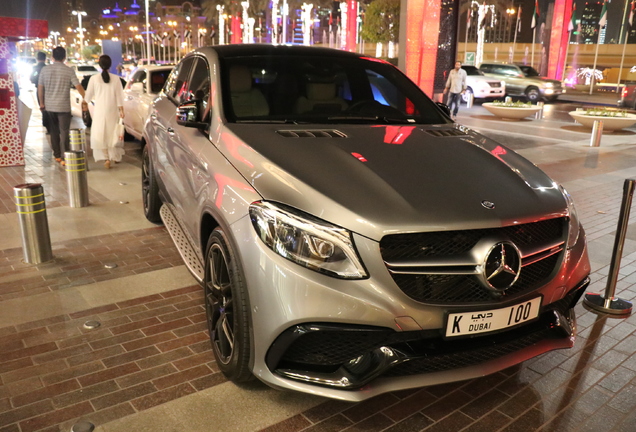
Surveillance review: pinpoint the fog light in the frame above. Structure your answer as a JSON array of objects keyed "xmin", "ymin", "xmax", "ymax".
[{"xmin": 545, "ymin": 89, "xmax": 554, "ymax": 95}]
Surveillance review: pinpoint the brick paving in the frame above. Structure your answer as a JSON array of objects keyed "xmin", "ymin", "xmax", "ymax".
[
  {"xmin": 0, "ymin": 228, "xmax": 184, "ymax": 301},
  {"xmin": 0, "ymin": 286, "xmax": 227, "ymax": 432}
]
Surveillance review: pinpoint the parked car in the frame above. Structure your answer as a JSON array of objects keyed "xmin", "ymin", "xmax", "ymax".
[
  {"xmin": 142, "ymin": 45, "xmax": 590, "ymax": 402},
  {"xmin": 619, "ymin": 83, "xmax": 636, "ymax": 109},
  {"xmin": 123, "ymin": 65, "xmax": 174, "ymax": 141},
  {"xmin": 460, "ymin": 65, "xmax": 505, "ymax": 103},
  {"xmin": 71, "ymin": 64, "xmax": 100, "ymax": 81},
  {"xmin": 479, "ymin": 63, "xmax": 564, "ymax": 102}
]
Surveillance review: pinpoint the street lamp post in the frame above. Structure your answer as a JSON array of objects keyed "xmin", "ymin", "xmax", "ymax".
[{"xmin": 72, "ymin": 10, "xmax": 87, "ymax": 60}]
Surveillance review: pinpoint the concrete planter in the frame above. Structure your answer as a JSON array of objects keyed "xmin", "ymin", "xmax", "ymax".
[
  {"xmin": 482, "ymin": 103, "xmax": 542, "ymax": 120},
  {"xmin": 568, "ymin": 111, "xmax": 636, "ymax": 132}
]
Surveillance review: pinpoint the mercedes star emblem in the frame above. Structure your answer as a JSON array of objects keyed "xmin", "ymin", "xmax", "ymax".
[
  {"xmin": 481, "ymin": 200, "xmax": 496, "ymax": 210},
  {"xmin": 481, "ymin": 242, "xmax": 522, "ymax": 291}
]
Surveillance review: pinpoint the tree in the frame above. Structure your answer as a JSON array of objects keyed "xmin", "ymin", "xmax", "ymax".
[{"xmin": 360, "ymin": 0, "xmax": 400, "ymax": 44}]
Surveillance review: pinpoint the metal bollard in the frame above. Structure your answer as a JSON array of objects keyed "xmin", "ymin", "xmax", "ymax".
[
  {"xmin": 69, "ymin": 128, "xmax": 89, "ymax": 171},
  {"xmin": 14, "ymin": 183, "xmax": 53, "ymax": 264},
  {"xmin": 505, "ymin": 96, "xmax": 512, "ymax": 104},
  {"xmin": 583, "ymin": 179, "xmax": 634, "ymax": 315},
  {"xmin": 64, "ymin": 150, "xmax": 89, "ymax": 208},
  {"xmin": 466, "ymin": 92, "xmax": 474, "ymax": 109},
  {"xmin": 590, "ymin": 120, "xmax": 603, "ymax": 147},
  {"xmin": 535, "ymin": 101, "xmax": 544, "ymax": 120}
]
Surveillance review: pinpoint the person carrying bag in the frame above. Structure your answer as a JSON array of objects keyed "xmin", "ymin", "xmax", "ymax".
[{"xmin": 83, "ymin": 55, "xmax": 125, "ymax": 169}]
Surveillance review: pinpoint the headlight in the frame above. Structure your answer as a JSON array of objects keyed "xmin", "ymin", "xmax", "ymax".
[
  {"xmin": 543, "ymin": 82, "xmax": 554, "ymax": 88},
  {"xmin": 560, "ymin": 186, "xmax": 581, "ymax": 249},
  {"xmin": 250, "ymin": 201, "xmax": 368, "ymax": 279}
]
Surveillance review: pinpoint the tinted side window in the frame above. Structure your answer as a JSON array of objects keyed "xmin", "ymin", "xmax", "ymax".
[
  {"xmin": 126, "ymin": 70, "xmax": 146, "ymax": 90},
  {"xmin": 188, "ymin": 57, "xmax": 211, "ymax": 118},
  {"xmin": 165, "ymin": 57, "xmax": 195, "ymax": 103}
]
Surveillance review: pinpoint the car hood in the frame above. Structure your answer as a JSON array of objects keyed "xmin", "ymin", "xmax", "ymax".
[
  {"xmin": 219, "ymin": 124, "xmax": 566, "ymax": 240},
  {"xmin": 525, "ymin": 76, "xmax": 561, "ymax": 86}
]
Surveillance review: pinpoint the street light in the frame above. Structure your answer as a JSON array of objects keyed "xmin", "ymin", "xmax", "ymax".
[
  {"xmin": 72, "ymin": 10, "xmax": 87, "ymax": 60},
  {"xmin": 50, "ymin": 31, "xmax": 60, "ymax": 46}
]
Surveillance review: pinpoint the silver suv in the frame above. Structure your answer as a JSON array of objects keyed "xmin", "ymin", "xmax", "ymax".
[
  {"xmin": 142, "ymin": 45, "xmax": 590, "ymax": 401},
  {"xmin": 479, "ymin": 63, "xmax": 564, "ymax": 102}
]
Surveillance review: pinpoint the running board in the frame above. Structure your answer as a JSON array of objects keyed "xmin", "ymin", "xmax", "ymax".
[{"xmin": 160, "ymin": 204, "xmax": 204, "ymax": 283}]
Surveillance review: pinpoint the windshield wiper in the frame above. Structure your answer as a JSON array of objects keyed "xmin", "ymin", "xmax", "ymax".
[
  {"xmin": 235, "ymin": 119, "xmax": 300, "ymax": 124},
  {"xmin": 326, "ymin": 115, "xmax": 414, "ymax": 124}
]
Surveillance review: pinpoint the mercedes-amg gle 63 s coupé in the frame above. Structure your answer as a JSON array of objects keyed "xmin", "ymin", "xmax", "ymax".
[{"xmin": 142, "ymin": 45, "xmax": 590, "ymax": 401}]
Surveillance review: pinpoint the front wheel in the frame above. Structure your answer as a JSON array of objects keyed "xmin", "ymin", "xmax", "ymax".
[
  {"xmin": 525, "ymin": 87, "xmax": 541, "ymax": 102},
  {"xmin": 141, "ymin": 145, "xmax": 162, "ymax": 223},
  {"xmin": 204, "ymin": 228, "xmax": 253, "ymax": 382}
]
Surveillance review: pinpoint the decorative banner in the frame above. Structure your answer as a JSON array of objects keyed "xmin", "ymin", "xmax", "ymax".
[
  {"xmin": 0, "ymin": 36, "xmax": 25, "ymax": 167},
  {"xmin": 0, "ymin": 17, "xmax": 48, "ymax": 40}
]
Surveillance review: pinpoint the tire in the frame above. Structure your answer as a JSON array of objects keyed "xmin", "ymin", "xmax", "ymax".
[
  {"xmin": 141, "ymin": 145, "xmax": 162, "ymax": 223},
  {"xmin": 204, "ymin": 228, "xmax": 253, "ymax": 382},
  {"xmin": 525, "ymin": 87, "xmax": 541, "ymax": 102}
]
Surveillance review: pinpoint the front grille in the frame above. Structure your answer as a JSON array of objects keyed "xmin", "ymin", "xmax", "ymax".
[
  {"xmin": 381, "ymin": 218, "xmax": 566, "ymax": 304},
  {"xmin": 489, "ymin": 82, "xmax": 502, "ymax": 88},
  {"xmin": 280, "ymin": 327, "xmax": 393, "ymax": 367},
  {"xmin": 383, "ymin": 327, "xmax": 553, "ymax": 377}
]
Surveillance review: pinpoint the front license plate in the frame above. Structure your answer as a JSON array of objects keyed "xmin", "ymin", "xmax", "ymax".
[{"xmin": 445, "ymin": 297, "xmax": 542, "ymax": 338}]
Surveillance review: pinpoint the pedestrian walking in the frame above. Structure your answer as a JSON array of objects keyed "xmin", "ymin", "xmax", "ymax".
[
  {"xmin": 31, "ymin": 52, "xmax": 50, "ymax": 134},
  {"xmin": 443, "ymin": 61, "xmax": 467, "ymax": 121},
  {"xmin": 83, "ymin": 55, "xmax": 125, "ymax": 169},
  {"xmin": 37, "ymin": 47, "xmax": 85, "ymax": 165}
]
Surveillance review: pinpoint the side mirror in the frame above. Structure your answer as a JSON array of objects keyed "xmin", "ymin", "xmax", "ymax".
[
  {"xmin": 130, "ymin": 82, "xmax": 144, "ymax": 93},
  {"xmin": 436, "ymin": 102, "xmax": 451, "ymax": 117},
  {"xmin": 176, "ymin": 100, "xmax": 208, "ymax": 129}
]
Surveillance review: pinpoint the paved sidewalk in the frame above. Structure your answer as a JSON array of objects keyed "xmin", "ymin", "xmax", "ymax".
[{"xmin": 2, "ymin": 91, "xmax": 636, "ymax": 432}]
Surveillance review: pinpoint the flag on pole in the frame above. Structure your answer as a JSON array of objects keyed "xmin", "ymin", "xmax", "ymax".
[
  {"xmin": 184, "ymin": 30, "xmax": 191, "ymax": 39},
  {"xmin": 599, "ymin": 0, "xmax": 608, "ymax": 28},
  {"xmin": 517, "ymin": 6, "xmax": 522, "ymax": 32},
  {"xmin": 467, "ymin": 9, "xmax": 471, "ymax": 30},
  {"xmin": 479, "ymin": 2, "xmax": 488, "ymax": 30},
  {"xmin": 629, "ymin": 0, "xmax": 635, "ymax": 27},
  {"xmin": 568, "ymin": 3, "xmax": 576, "ymax": 32},
  {"xmin": 173, "ymin": 30, "xmax": 180, "ymax": 38},
  {"xmin": 531, "ymin": 0, "xmax": 539, "ymax": 29}
]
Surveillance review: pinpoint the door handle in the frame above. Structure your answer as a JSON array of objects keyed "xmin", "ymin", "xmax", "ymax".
[
  {"xmin": 150, "ymin": 114, "xmax": 157, "ymax": 120},
  {"xmin": 167, "ymin": 127, "xmax": 175, "ymax": 135}
]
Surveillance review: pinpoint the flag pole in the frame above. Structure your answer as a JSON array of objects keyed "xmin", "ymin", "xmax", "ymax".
[
  {"xmin": 616, "ymin": 30, "xmax": 629, "ymax": 91},
  {"xmin": 512, "ymin": 6, "xmax": 520, "ymax": 63},
  {"xmin": 531, "ymin": 27, "xmax": 536, "ymax": 67},
  {"xmin": 591, "ymin": 0, "xmax": 607, "ymax": 95}
]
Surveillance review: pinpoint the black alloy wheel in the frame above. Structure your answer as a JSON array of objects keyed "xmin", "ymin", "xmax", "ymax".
[
  {"xmin": 204, "ymin": 228, "xmax": 252, "ymax": 382},
  {"xmin": 525, "ymin": 87, "xmax": 541, "ymax": 102},
  {"xmin": 141, "ymin": 145, "xmax": 162, "ymax": 223}
]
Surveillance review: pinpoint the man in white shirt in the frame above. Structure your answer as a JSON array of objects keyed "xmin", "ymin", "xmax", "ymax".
[
  {"xmin": 38, "ymin": 47, "xmax": 85, "ymax": 165},
  {"xmin": 443, "ymin": 61, "xmax": 467, "ymax": 121}
]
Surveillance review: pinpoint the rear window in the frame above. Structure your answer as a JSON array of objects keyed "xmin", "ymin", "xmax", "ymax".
[{"xmin": 78, "ymin": 66, "xmax": 98, "ymax": 72}]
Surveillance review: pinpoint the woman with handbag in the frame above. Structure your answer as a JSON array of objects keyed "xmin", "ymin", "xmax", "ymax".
[{"xmin": 83, "ymin": 55, "xmax": 125, "ymax": 169}]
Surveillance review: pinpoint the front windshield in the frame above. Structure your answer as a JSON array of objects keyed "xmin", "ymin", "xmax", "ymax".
[
  {"xmin": 220, "ymin": 55, "xmax": 448, "ymax": 125},
  {"xmin": 519, "ymin": 66, "xmax": 540, "ymax": 77},
  {"xmin": 462, "ymin": 66, "xmax": 483, "ymax": 76}
]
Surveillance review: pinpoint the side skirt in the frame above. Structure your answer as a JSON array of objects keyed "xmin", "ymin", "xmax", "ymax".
[{"xmin": 160, "ymin": 204, "xmax": 205, "ymax": 283}]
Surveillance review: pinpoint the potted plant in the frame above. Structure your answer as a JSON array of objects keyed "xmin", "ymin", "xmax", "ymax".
[
  {"xmin": 569, "ymin": 107, "xmax": 636, "ymax": 132},
  {"xmin": 482, "ymin": 100, "xmax": 543, "ymax": 120}
]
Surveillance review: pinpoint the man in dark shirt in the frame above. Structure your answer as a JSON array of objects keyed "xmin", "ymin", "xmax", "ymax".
[{"xmin": 31, "ymin": 52, "xmax": 50, "ymax": 133}]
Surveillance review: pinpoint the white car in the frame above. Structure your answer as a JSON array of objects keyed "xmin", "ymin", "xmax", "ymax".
[
  {"xmin": 461, "ymin": 65, "xmax": 505, "ymax": 103},
  {"xmin": 71, "ymin": 64, "xmax": 100, "ymax": 81},
  {"xmin": 122, "ymin": 65, "xmax": 174, "ymax": 141}
]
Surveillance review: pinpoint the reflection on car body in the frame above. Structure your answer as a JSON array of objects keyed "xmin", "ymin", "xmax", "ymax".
[
  {"xmin": 619, "ymin": 83, "xmax": 636, "ymax": 110},
  {"xmin": 123, "ymin": 65, "xmax": 174, "ymax": 141},
  {"xmin": 142, "ymin": 45, "xmax": 590, "ymax": 402}
]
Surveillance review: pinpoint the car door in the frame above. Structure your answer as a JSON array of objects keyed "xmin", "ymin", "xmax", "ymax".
[
  {"xmin": 151, "ymin": 58, "xmax": 195, "ymax": 216},
  {"xmin": 123, "ymin": 69, "xmax": 146, "ymax": 137}
]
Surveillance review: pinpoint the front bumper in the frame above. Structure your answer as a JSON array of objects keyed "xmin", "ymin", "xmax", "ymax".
[
  {"xmin": 474, "ymin": 88, "xmax": 505, "ymax": 99},
  {"xmin": 230, "ymin": 215, "xmax": 590, "ymax": 401}
]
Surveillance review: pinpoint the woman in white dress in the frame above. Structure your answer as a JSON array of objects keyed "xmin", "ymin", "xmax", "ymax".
[{"xmin": 84, "ymin": 55, "xmax": 125, "ymax": 169}]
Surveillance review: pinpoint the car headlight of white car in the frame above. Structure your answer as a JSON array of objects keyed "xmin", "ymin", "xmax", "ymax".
[
  {"xmin": 560, "ymin": 186, "xmax": 581, "ymax": 249},
  {"xmin": 250, "ymin": 201, "xmax": 368, "ymax": 279}
]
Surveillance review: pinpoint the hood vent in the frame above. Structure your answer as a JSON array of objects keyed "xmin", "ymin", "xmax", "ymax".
[
  {"xmin": 423, "ymin": 128, "xmax": 468, "ymax": 138},
  {"xmin": 276, "ymin": 130, "xmax": 347, "ymax": 138}
]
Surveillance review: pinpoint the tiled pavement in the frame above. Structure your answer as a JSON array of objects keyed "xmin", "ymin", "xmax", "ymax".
[{"xmin": 2, "ymin": 92, "xmax": 636, "ymax": 432}]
